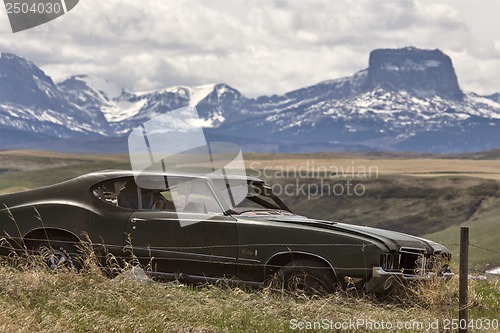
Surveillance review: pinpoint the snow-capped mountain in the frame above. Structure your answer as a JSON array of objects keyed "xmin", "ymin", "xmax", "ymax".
[
  {"xmin": 0, "ymin": 48, "xmax": 499, "ymax": 153},
  {"xmin": 486, "ymin": 93, "xmax": 500, "ymax": 104},
  {"xmin": 366, "ymin": 47, "xmax": 463, "ymax": 100},
  {"xmin": 209, "ymin": 48, "xmax": 499, "ymax": 152},
  {"xmin": 58, "ymin": 75, "xmax": 250, "ymax": 135},
  {"xmin": 0, "ymin": 53, "xmax": 113, "ymax": 143}
]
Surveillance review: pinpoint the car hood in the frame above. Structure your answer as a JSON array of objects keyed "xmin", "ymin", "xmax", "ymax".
[
  {"xmin": 239, "ymin": 214, "xmax": 449, "ymax": 254},
  {"xmin": 330, "ymin": 222, "xmax": 449, "ymax": 253}
]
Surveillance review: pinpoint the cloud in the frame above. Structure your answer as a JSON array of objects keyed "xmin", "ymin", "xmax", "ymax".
[{"xmin": 0, "ymin": 0, "xmax": 498, "ymax": 96}]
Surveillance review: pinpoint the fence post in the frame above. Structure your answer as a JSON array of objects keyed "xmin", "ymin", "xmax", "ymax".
[{"xmin": 459, "ymin": 226, "xmax": 469, "ymax": 333}]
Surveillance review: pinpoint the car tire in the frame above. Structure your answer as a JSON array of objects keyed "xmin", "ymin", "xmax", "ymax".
[
  {"xmin": 31, "ymin": 239, "xmax": 80, "ymax": 271},
  {"xmin": 274, "ymin": 258, "xmax": 338, "ymax": 296}
]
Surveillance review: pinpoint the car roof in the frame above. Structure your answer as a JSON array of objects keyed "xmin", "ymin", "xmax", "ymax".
[{"xmin": 85, "ymin": 169, "xmax": 264, "ymax": 183}]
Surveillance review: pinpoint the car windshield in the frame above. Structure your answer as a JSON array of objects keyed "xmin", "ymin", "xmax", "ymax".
[{"xmin": 211, "ymin": 179, "xmax": 293, "ymax": 216}]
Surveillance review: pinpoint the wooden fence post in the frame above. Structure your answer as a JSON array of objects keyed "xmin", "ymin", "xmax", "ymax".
[{"xmin": 459, "ymin": 226, "xmax": 469, "ymax": 333}]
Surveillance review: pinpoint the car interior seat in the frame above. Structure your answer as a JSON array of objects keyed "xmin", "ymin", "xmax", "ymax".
[
  {"xmin": 117, "ymin": 181, "xmax": 139, "ymax": 209},
  {"xmin": 183, "ymin": 180, "xmax": 209, "ymax": 214}
]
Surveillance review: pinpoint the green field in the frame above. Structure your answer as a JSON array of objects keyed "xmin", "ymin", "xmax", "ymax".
[
  {"xmin": 426, "ymin": 201, "xmax": 500, "ymax": 269},
  {"xmin": 0, "ymin": 150, "xmax": 130, "ymax": 193}
]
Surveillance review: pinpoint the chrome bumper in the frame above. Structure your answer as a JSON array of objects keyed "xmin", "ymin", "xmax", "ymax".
[{"xmin": 365, "ymin": 267, "xmax": 454, "ymax": 293}]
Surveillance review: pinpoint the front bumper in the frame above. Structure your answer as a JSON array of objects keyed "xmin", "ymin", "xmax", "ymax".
[{"xmin": 365, "ymin": 267, "xmax": 454, "ymax": 293}]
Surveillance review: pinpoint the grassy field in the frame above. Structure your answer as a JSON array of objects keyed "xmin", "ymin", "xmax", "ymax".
[
  {"xmin": 0, "ymin": 150, "xmax": 130, "ymax": 194},
  {"xmin": 0, "ymin": 253, "xmax": 498, "ymax": 332},
  {"xmin": 246, "ymin": 156, "xmax": 500, "ymax": 179},
  {"xmin": 426, "ymin": 200, "xmax": 500, "ymax": 269}
]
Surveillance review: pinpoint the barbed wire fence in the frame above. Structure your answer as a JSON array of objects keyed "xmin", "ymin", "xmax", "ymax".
[{"xmin": 0, "ymin": 235, "xmax": 498, "ymax": 275}]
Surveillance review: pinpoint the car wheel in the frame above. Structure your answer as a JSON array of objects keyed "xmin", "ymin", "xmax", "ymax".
[
  {"xmin": 32, "ymin": 240, "xmax": 79, "ymax": 271},
  {"xmin": 274, "ymin": 258, "xmax": 338, "ymax": 296}
]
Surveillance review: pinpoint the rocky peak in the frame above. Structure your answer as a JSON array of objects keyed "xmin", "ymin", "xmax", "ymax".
[
  {"xmin": 59, "ymin": 75, "xmax": 124, "ymax": 100},
  {"xmin": 0, "ymin": 52, "xmax": 61, "ymax": 107},
  {"xmin": 366, "ymin": 47, "xmax": 463, "ymax": 100},
  {"xmin": 486, "ymin": 93, "xmax": 500, "ymax": 103}
]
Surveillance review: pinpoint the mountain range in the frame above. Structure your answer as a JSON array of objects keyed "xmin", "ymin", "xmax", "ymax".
[{"xmin": 0, "ymin": 47, "xmax": 499, "ymax": 153}]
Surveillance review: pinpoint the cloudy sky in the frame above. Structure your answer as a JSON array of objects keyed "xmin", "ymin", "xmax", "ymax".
[{"xmin": 0, "ymin": 0, "xmax": 498, "ymax": 97}]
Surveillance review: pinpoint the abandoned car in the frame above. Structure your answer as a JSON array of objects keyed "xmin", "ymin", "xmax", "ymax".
[{"xmin": 0, "ymin": 170, "xmax": 452, "ymax": 293}]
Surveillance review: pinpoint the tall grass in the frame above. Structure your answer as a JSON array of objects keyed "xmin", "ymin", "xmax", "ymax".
[{"xmin": 0, "ymin": 241, "xmax": 498, "ymax": 333}]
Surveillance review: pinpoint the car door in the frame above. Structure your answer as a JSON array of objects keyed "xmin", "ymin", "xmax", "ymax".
[{"xmin": 124, "ymin": 177, "xmax": 238, "ymax": 279}]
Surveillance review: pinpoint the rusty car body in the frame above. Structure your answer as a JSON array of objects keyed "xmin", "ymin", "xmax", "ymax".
[{"xmin": 0, "ymin": 170, "xmax": 452, "ymax": 293}]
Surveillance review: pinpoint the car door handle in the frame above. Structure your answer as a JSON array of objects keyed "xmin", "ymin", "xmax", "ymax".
[{"xmin": 130, "ymin": 218, "xmax": 147, "ymax": 223}]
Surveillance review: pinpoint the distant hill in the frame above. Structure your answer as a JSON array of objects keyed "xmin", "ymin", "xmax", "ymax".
[{"xmin": 425, "ymin": 198, "xmax": 500, "ymax": 268}]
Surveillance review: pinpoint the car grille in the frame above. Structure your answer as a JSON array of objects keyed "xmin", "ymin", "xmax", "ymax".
[{"xmin": 380, "ymin": 248, "xmax": 436, "ymax": 276}]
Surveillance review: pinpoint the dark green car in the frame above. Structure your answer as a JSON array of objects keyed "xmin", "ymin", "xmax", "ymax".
[{"xmin": 0, "ymin": 170, "xmax": 452, "ymax": 293}]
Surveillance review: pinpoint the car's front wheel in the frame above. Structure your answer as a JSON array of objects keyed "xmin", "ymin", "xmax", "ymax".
[{"xmin": 273, "ymin": 259, "xmax": 338, "ymax": 296}]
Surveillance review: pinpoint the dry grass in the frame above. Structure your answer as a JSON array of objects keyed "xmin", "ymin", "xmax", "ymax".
[
  {"xmin": 245, "ymin": 158, "xmax": 500, "ymax": 180},
  {"xmin": 0, "ymin": 150, "xmax": 129, "ymax": 172},
  {"xmin": 0, "ymin": 247, "xmax": 498, "ymax": 333}
]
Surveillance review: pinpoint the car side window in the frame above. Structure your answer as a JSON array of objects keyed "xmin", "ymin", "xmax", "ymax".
[
  {"xmin": 92, "ymin": 180, "xmax": 120, "ymax": 206},
  {"xmin": 92, "ymin": 178, "xmax": 176, "ymax": 211},
  {"xmin": 92, "ymin": 177, "xmax": 223, "ymax": 214},
  {"xmin": 167, "ymin": 178, "xmax": 224, "ymax": 214}
]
